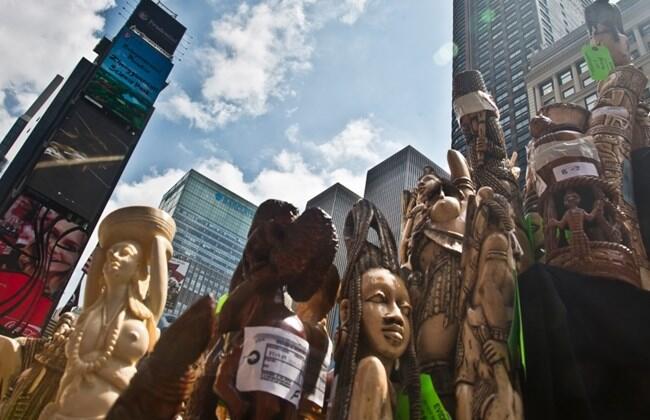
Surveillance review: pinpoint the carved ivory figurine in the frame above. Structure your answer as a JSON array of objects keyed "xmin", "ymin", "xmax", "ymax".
[
  {"xmin": 214, "ymin": 199, "xmax": 338, "ymax": 420},
  {"xmin": 41, "ymin": 206, "xmax": 175, "ymax": 420},
  {"xmin": 456, "ymin": 188, "xmax": 523, "ymax": 420},
  {"xmin": 0, "ymin": 312, "xmax": 76, "ymax": 420},
  {"xmin": 330, "ymin": 199, "xmax": 420, "ymax": 420},
  {"xmin": 399, "ymin": 151, "xmax": 474, "ymax": 414}
]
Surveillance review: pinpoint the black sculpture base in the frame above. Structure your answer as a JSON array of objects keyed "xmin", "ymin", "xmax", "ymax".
[{"xmin": 519, "ymin": 263, "xmax": 650, "ymax": 420}]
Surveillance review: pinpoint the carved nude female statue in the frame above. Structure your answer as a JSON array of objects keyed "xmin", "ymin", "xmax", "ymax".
[
  {"xmin": 40, "ymin": 206, "xmax": 175, "ymax": 419},
  {"xmin": 330, "ymin": 199, "xmax": 420, "ymax": 420}
]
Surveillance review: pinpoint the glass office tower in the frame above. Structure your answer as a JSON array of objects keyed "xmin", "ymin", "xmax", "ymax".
[{"xmin": 159, "ymin": 169, "xmax": 256, "ymax": 316}]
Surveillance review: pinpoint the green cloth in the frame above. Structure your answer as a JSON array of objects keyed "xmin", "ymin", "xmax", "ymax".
[{"xmin": 396, "ymin": 374, "xmax": 451, "ymax": 420}]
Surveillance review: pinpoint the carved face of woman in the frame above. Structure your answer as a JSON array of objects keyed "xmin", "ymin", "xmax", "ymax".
[
  {"xmin": 360, "ymin": 268, "xmax": 412, "ymax": 361},
  {"xmin": 103, "ymin": 241, "xmax": 142, "ymax": 286}
]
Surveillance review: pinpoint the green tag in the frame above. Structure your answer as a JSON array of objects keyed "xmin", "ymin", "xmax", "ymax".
[
  {"xmin": 395, "ymin": 374, "xmax": 451, "ymax": 420},
  {"xmin": 216, "ymin": 293, "xmax": 229, "ymax": 314},
  {"xmin": 582, "ymin": 44, "xmax": 615, "ymax": 81},
  {"xmin": 508, "ymin": 273, "xmax": 526, "ymax": 378}
]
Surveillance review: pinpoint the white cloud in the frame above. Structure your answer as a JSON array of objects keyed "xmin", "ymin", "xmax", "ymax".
[
  {"xmin": 0, "ymin": 0, "xmax": 114, "ymax": 137},
  {"xmin": 433, "ymin": 41, "xmax": 458, "ymax": 66},
  {"xmin": 160, "ymin": 0, "xmax": 374, "ymax": 129},
  {"xmin": 285, "ymin": 123, "xmax": 300, "ymax": 143},
  {"xmin": 340, "ymin": 0, "xmax": 369, "ymax": 24},
  {"xmin": 161, "ymin": 0, "xmax": 314, "ymax": 129}
]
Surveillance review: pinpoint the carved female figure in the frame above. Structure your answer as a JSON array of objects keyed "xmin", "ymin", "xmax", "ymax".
[
  {"xmin": 399, "ymin": 150, "xmax": 474, "ymax": 413},
  {"xmin": 41, "ymin": 207, "xmax": 174, "ymax": 419},
  {"xmin": 330, "ymin": 199, "xmax": 420, "ymax": 420}
]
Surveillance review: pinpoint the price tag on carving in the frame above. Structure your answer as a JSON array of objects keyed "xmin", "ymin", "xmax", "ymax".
[
  {"xmin": 236, "ymin": 326, "xmax": 309, "ymax": 407},
  {"xmin": 305, "ymin": 339, "xmax": 332, "ymax": 408},
  {"xmin": 553, "ymin": 162, "xmax": 598, "ymax": 182},
  {"xmin": 581, "ymin": 44, "xmax": 615, "ymax": 81}
]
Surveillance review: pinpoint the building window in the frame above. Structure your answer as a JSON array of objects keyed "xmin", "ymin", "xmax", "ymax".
[
  {"xmin": 585, "ymin": 93, "xmax": 598, "ymax": 111},
  {"xmin": 578, "ymin": 60, "xmax": 588, "ymax": 74},
  {"xmin": 543, "ymin": 96, "xmax": 555, "ymax": 105},
  {"xmin": 583, "ymin": 75, "xmax": 594, "ymax": 87},
  {"xmin": 559, "ymin": 69, "xmax": 573, "ymax": 85},
  {"xmin": 541, "ymin": 80, "xmax": 553, "ymax": 96},
  {"xmin": 563, "ymin": 87, "xmax": 576, "ymax": 98}
]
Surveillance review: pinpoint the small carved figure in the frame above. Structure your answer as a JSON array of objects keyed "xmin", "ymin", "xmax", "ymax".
[
  {"xmin": 40, "ymin": 206, "xmax": 175, "ymax": 420},
  {"xmin": 549, "ymin": 190, "xmax": 603, "ymax": 259},
  {"xmin": 0, "ymin": 313, "xmax": 76, "ymax": 420},
  {"xmin": 399, "ymin": 150, "xmax": 474, "ymax": 414},
  {"xmin": 453, "ymin": 70, "xmax": 531, "ymax": 272},
  {"xmin": 330, "ymin": 199, "xmax": 420, "ymax": 420},
  {"xmin": 585, "ymin": 0, "xmax": 624, "ymax": 39},
  {"xmin": 106, "ymin": 295, "xmax": 216, "ymax": 420},
  {"xmin": 214, "ymin": 200, "xmax": 338, "ymax": 420},
  {"xmin": 456, "ymin": 188, "xmax": 523, "ymax": 420}
]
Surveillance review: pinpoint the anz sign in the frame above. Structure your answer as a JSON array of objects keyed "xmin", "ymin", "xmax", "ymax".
[{"xmin": 215, "ymin": 192, "xmax": 255, "ymax": 218}]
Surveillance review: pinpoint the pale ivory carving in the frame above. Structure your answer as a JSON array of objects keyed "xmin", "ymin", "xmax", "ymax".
[
  {"xmin": 40, "ymin": 206, "xmax": 175, "ymax": 420},
  {"xmin": 0, "ymin": 313, "xmax": 76, "ymax": 420},
  {"xmin": 399, "ymin": 150, "xmax": 474, "ymax": 415},
  {"xmin": 330, "ymin": 199, "xmax": 420, "ymax": 420},
  {"xmin": 455, "ymin": 188, "xmax": 523, "ymax": 420}
]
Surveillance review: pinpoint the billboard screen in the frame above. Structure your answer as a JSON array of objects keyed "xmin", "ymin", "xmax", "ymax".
[
  {"xmin": 126, "ymin": 0, "xmax": 186, "ymax": 56},
  {"xmin": 0, "ymin": 193, "xmax": 88, "ymax": 337},
  {"xmin": 85, "ymin": 28, "xmax": 172, "ymax": 130},
  {"xmin": 26, "ymin": 99, "xmax": 138, "ymax": 221}
]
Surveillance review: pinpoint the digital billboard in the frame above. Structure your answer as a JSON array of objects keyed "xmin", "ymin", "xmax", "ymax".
[
  {"xmin": 85, "ymin": 28, "xmax": 172, "ymax": 130},
  {"xmin": 126, "ymin": 0, "xmax": 186, "ymax": 56},
  {"xmin": 26, "ymin": 99, "xmax": 138, "ymax": 221},
  {"xmin": 0, "ymin": 193, "xmax": 88, "ymax": 337}
]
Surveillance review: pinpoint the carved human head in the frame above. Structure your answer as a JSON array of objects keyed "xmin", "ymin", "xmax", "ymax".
[
  {"xmin": 332, "ymin": 199, "xmax": 420, "ymax": 420},
  {"xmin": 102, "ymin": 240, "xmax": 145, "ymax": 286},
  {"xmin": 564, "ymin": 189, "xmax": 581, "ymax": 208},
  {"xmin": 342, "ymin": 267, "xmax": 411, "ymax": 362}
]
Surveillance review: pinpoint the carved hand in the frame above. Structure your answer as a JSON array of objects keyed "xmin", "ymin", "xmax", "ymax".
[{"xmin": 483, "ymin": 339, "xmax": 508, "ymax": 367}]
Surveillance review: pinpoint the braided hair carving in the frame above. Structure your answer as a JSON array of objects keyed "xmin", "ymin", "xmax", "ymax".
[{"xmin": 331, "ymin": 199, "xmax": 421, "ymax": 420}]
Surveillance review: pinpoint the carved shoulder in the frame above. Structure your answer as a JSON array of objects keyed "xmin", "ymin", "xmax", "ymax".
[{"xmin": 349, "ymin": 356, "xmax": 390, "ymax": 420}]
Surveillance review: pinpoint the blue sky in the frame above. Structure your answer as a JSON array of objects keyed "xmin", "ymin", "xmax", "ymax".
[{"xmin": 0, "ymin": 0, "xmax": 454, "ymax": 211}]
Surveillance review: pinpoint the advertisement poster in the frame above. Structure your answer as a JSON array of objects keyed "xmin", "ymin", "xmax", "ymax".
[
  {"xmin": 85, "ymin": 28, "xmax": 172, "ymax": 129},
  {"xmin": 27, "ymin": 99, "xmax": 137, "ymax": 221},
  {"xmin": 165, "ymin": 257, "xmax": 189, "ymax": 310},
  {"xmin": 126, "ymin": 0, "xmax": 186, "ymax": 56},
  {"xmin": 0, "ymin": 194, "xmax": 88, "ymax": 337}
]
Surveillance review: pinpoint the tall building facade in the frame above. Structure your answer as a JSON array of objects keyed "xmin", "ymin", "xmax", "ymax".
[
  {"xmin": 363, "ymin": 145, "xmax": 448, "ymax": 243},
  {"xmin": 526, "ymin": 0, "xmax": 650, "ymax": 115},
  {"xmin": 452, "ymin": 0, "xmax": 589, "ymax": 177},
  {"xmin": 305, "ymin": 183, "xmax": 361, "ymax": 336},
  {"xmin": 159, "ymin": 170, "xmax": 256, "ymax": 317}
]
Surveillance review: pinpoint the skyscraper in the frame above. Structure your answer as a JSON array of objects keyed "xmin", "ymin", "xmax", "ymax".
[
  {"xmin": 452, "ymin": 0, "xmax": 589, "ymax": 177},
  {"xmin": 526, "ymin": 0, "xmax": 650, "ymax": 114},
  {"xmin": 305, "ymin": 183, "xmax": 361, "ymax": 336},
  {"xmin": 363, "ymin": 145, "xmax": 448, "ymax": 243},
  {"xmin": 159, "ymin": 170, "xmax": 256, "ymax": 317}
]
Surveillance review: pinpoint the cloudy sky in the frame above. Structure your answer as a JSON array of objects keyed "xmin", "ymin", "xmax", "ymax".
[
  {"xmin": 0, "ymin": 0, "xmax": 454, "ymax": 299},
  {"xmin": 1, "ymin": 0, "xmax": 454, "ymax": 209}
]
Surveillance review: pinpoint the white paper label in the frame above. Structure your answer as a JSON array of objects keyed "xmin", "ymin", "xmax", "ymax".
[
  {"xmin": 236, "ymin": 326, "xmax": 309, "ymax": 407},
  {"xmin": 553, "ymin": 162, "xmax": 598, "ymax": 182},
  {"xmin": 305, "ymin": 339, "xmax": 332, "ymax": 408}
]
